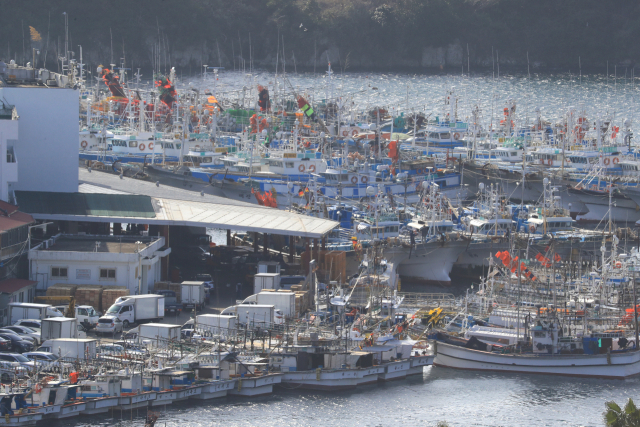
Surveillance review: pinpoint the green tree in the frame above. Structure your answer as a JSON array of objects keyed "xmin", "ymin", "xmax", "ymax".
[{"xmin": 604, "ymin": 398, "xmax": 640, "ymax": 427}]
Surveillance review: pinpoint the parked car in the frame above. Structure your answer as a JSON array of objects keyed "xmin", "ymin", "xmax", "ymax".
[
  {"xmin": 0, "ymin": 329, "xmax": 36, "ymax": 345},
  {"xmin": 95, "ymin": 316, "xmax": 123, "ymax": 336},
  {"xmin": 13, "ymin": 319, "xmax": 41, "ymax": 331},
  {"xmin": 0, "ymin": 337, "xmax": 11, "ymax": 352},
  {"xmin": 0, "ymin": 360, "xmax": 28, "ymax": 381},
  {"xmin": 22, "ymin": 351, "xmax": 72, "ymax": 370},
  {"xmin": 96, "ymin": 344, "xmax": 125, "ymax": 357},
  {"xmin": 3, "ymin": 325, "xmax": 41, "ymax": 345},
  {"xmin": 113, "ymin": 341, "xmax": 148, "ymax": 357},
  {"xmin": 0, "ymin": 333, "xmax": 33, "ymax": 353},
  {"xmin": 0, "ymin": 353, "xmax": 36, "ymax": 371},
  {"xmin": 194, "ymin": 273, "xmax": 214, "ymax": 290}
]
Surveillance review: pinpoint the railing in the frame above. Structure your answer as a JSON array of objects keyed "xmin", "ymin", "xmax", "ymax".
[
  {"xmin": 0, "ymin": 241, "xmax": 27, "ymax": 260},
  {"xmin": 398, "ymin": 292, "xmax": 457, "ymax": 309}
]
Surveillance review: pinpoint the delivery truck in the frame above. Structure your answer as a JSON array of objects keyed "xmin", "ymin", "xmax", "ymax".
[
  {"xmin": 9, "ymin": 303, "xmax": 62, "ymax": 324},
  {"xmin": 105, "ymin": 295, "xmax": 165, "ymax": 327},
  {"xmin": 181, "ymin": 314, "xmax": 238, "ymax": 338},
  {"xmin": 241, "ymin": 291, "xmax": 296, "ymax": 319},
  {"xmin": 220, "ymin": 304, "xmax": 283, "ymax": 325},
  {"xmin": 37, "ymin": 338, "xmax": 97, "ymax": 359},
  {"xmin": 138, "ymin": 323, "xmax": 181, "ymax": 347},
  {"xmin": 180, "ymin": 281, "xmax": 205, "ymax": 311},
  {"xmin": 253, "ymin": 273, "xmax": 281, "ymax": 294},
  {"xmin": 41, "ymin": 317, "xmax": 86, "ymax": 340}
]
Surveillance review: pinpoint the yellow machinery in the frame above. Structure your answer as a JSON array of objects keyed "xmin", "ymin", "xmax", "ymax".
[{"xmin": 33, "ymin": 296, "xmax": 75, "ymax": 318}]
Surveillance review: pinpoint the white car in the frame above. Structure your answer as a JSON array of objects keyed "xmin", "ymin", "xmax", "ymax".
[
  {"xmin": 23, "ymin": 351, "xmax": 73, "ymax": 368},
  {"xmin": 0, "ymin": 353, "xmax": 36, "ymax": 371},
  {"xmin": 0, "ymin": 360, "xmax": 27, "ymax": 381},
  {"xmin": 97, "ymin": 344, "xmax": 125, "ymax": 357},
  {"xmin": 13, "ymin": 319, "xmax": 41, "ymax": 332},
  {"xmin": 95, "ymin": 316, "xmax": 123, "ymax": 336},
  {"xmin": 3, "ymin": 325, "xmax": 41, "ymax": 345}
]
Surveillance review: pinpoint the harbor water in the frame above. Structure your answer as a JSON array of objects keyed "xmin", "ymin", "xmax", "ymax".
[
  {"xmin": 74, "ymin": 72, "xmax": 640, "ymax": 426},
  {"xmin": 192, "ymin": 69, "xmax": 640, "ymax": 128},
  {"xmin": 49, "ymin": 367, "xmax": 639, "ymax": 426}
]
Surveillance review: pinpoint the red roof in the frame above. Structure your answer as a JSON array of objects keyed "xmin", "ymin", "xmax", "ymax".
[
  {"xmin": 0, "ymin": 200, "xmax": 33, "ymax": 232},
  {"xmin": 0, "ymin": 279, "xmax": 37, "ymax": 294}
]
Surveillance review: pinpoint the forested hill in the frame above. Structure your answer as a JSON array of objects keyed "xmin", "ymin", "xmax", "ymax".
[{"xmin": 3, "ymin": 0, "xmax": 640, "ymax": 74}]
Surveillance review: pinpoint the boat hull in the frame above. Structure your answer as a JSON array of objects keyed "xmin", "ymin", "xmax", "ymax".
[
  {"xmin": 395, "ymin": 241, "xmax": 468, "ymax": 284},
  {"xmin": 81, "ymin": 397, "xmax": 119, "ymax": 415},
  {"xmin": 116, "ymin": 392, "xmax": 157, "ymax": 410},
  {"xmin": 378, "ymin": 361, "xmax": 412, "ymax": 381},
  {"xmin": 407, "ymin": 355, "xmax": 435, "ymax": 375},
  {"xmin": 281, "ymin": 370, "xmax": 359, "ymax": 391},
  {"xmin": 434, "ymin": 341, "xmax": 640, "ymax": 379},
  {"xmin": 192, "ymin": 380, "xmax": 236, "ymax": 400},
  {"xmin": 0, "ymin": 413, "xmax": 42, "ymax": 426},
  {"xmin": 229, "ymin": 374, "xmax": 281, "ymax": 396},
  {"xmin": 355, "ymin": 367, "xmax": 386, "ymax": 385},
  {"xmin": 150, "ymin": 390, "xmax": 177, "ymax": 407}
]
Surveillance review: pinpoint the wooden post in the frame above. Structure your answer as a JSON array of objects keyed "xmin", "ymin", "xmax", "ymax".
[
  {"xmin": 227, "ymin": 229, "xmax": 231, "ymax": 246},
  {"xmin": 289, "ymin": 236, "xmax": 295, "ymax": 262},
  {"xmin": 313, "ymin": 238, "xmax": 319, "ymax": 262},
  {"xmin": 263, "ymin": 233, "xmax": 269, "ymax": 257}
]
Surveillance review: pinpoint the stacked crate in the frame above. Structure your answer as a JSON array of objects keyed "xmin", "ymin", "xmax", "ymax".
[
  {"xmin": 74, "ymin": 285, "xmax": 103, "ymax": 311},
  {"xmin": 323, "ymin": 251, "xmax": 347, "ymax": 282},
  {"xmin": 46, "ymin": 284, "xmax": 77, "ymax": 297},
  {"xmin": 101, "ymin": 287, "xmax": 129, "ymax": 313}
]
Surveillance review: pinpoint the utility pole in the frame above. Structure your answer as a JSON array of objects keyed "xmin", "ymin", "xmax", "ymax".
[{"xmin": 635, "ymin": 272, "xmax": 639, "ymax": 349}]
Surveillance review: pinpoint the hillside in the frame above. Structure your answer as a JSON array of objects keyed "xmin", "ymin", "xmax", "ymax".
[{"xmin": 2, "ymin": 0, "xmax": 640, "ymax": 74}]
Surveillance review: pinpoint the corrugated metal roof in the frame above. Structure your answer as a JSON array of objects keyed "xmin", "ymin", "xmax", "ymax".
[
  {"xmin": 16, "ymin": 170, "xmax": 339, "ymax": 238},
  {"xmin": 0, "ymin": 200, "xmax": 34, "ymax": 231},
  {"xmin": 15, "ymin": 191, "xmax": 156, "ymax": 218}
]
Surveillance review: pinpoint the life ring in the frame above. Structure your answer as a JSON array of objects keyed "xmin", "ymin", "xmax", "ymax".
[
  {"xmin": 352, "ymin": 129, "xmax": 358, "ymax": 136},
  {"xmin": 351, "ymin": 176, "xmax": 358, "ymax": 184},
  {"xmin": 453, "ymin": 133, "xmax": 460, "ymax": 140},
  {"xmin": 342, "ymin": 130, "xmax": 349, "ymax": 137},
  {"xmin": 529, "ymin": 225, "xmax": 536, "ymax": 233},
  {"xmin": 361, "ymin": 176, "xmax": 368, "ymax": 183},
  {"xmin": 81, "ymin": 140, "xmax": 88, "ymax": 149},
  {"xmin": 547, "ymin": 159, "xmax": 552, "ymax": 166},
  {"xmin": 139, "ymin": 143, "xmax": 145, "ymax": 151},
  {"xmin": 298, "ymin": 164, "xmax": 306, "ymax": 173},
  {"xmin": 148, "ymin": 142, "xmax": 154, "ymax": 150},
  {"xmin": 613, "ymin": 157, "xmax": 619, "ymax": 165},
  {"xmin": 615, "ymin": 261, "xmax": 622, "ymax": 268},
  {"xmin": 604, "ymin": 158, "xmax": 610, "ymax": 166},
  {"xmin": 308, "ymin": 164, "xmax": 316, "ymax": 173}
]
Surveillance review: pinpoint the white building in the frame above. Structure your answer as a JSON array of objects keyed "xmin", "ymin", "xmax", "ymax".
[
  {"xmin": 0, "ymin": 62, "xmax": 79, "ymax": 198},
  {"xmin": 28, "ymin": 234, "xmax": 170, "ymax": 295},
  {"xmin": 0, "ymin": 103, "xmax": 19, "ymax": 202}
]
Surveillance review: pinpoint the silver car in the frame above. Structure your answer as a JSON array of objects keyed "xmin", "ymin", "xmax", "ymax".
[
  {"xmin": 95, "ymin": 316, "xmax": 123, "ymax": 336},
  {"xmin": 3, "ymin": 325, "xmax": 41, "ymax": 345}
]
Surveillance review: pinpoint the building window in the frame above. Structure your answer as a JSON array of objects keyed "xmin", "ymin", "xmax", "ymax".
[
  {"xmin": 18, "ymin": 292, "xmax": 23, "ymax": 302},
  {"xmin": 100, "ymin": 268, "xmax": 116, "ymax": 280},
  {"xmin": 51, "ymin": 267, "xmax": 68, "ymax": 278}
]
